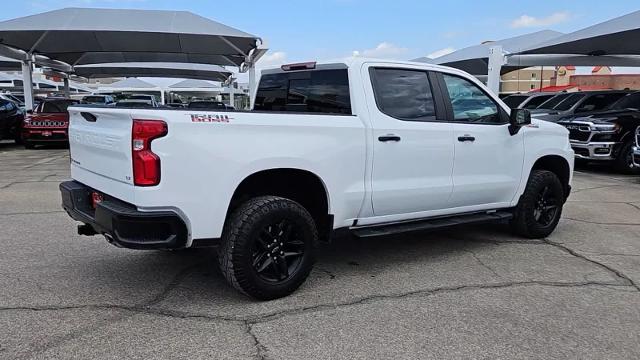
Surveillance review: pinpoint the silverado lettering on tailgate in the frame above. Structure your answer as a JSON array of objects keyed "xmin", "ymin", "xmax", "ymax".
[
  {"xmin": 190, "ymin": 114, "xmax": 232, "ymax": 123},
  {"xmin": 69, "ymin": 129, "xmax": 119, "ymax": 150}
]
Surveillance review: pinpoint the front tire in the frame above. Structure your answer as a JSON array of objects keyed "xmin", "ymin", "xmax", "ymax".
[
  {"xmin": 218, "ymin": 196, "xmax": 318, "ymax": 300},
  {"xmin": 511, "ymin": 170, "xmax": 564, "ymax": 239},
  {"xmin": 613, "ymin": 140, "xmax": 640, "ymax": 175}
]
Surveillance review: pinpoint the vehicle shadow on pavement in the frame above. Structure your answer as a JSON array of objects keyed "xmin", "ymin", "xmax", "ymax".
[{"xmin": 132, "ymin": 224, "xmax": 515, "ymax": 306}]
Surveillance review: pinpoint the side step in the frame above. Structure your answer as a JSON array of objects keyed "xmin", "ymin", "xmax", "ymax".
[{"xmin": 351, "ymin": 211, "xmax": 513, "ymax": 238}]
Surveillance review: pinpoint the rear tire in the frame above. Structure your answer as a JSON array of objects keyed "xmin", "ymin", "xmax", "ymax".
[
  {"xmin": 218, "ymin": 196, "xmax": 318, "ymax": 300},
  {"xmin": 511, "ymin": 170, "xmax": 564, "ymax": 239},
  {"xmin": 24, "ymin": 142, "xmax": 35, "ymax": 149},
  {"xmin": 613, "ymin": 140, "xmax": 640, "ymax": 175}
]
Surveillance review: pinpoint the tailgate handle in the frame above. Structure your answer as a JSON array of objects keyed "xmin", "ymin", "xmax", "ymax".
[{"xmin": 81, "ymin": 112, "xmax": 97, "ymax": 122}]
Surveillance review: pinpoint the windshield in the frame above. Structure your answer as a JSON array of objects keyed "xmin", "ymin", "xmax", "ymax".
[
  {"xmin": 609, "ymin": 92, "xmax": 640, "ymax": 110},
  {"xmin": 537, "ymin": 93, "xmax": 572, "ymax": 110},
  {"xmin": 40, "ymin": 100, "xmax": 79, "ymax": 113},
  {"xmin": 523, "ymin": 95, "xmax": 554, "ymax": 109},
  {"xmin": 553, "ymin": 93, "xmax": 585, "ymax": 111},
  {"xmin": 502, "ymin": 95, "xmax": 528, "ymax": 109}
]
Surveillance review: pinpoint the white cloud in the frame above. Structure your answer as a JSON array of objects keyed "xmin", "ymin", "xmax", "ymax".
[
  {"xmin": 511, "ymin": 12, "xmax": 570, "ymax": 28},
  {"xmin": 426, "ymin": 47, "xmax": 455, "ymax": 59},
  {"xmin": 256, "ymin": 51, "xmax": 288, "ymax": 68},
  {"xmin": 352, "ymin": 42, "xmax": 408, "ymax": 59}
]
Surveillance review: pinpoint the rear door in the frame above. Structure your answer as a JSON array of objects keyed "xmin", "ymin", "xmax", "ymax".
[
  {"xmin": 365, "ymin": 65, "xmax": 454, "ymax": 217},
  {"xmin": 437, "ymin": 72, "xmax": 524, "ymax": 209},
  {"xmin": 68, "ymin": 108, "xmax": 135, "ymax": 187}
]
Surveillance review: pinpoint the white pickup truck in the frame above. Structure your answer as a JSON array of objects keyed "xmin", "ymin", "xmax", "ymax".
[{"xmin": 60, "ymin": 58, "xmax": 574, "ymax": 300}]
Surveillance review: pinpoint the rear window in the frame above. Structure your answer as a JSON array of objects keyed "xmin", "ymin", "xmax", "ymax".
[
  {"xmin": 83, "ymin": 96, "xmax": 106, "ymax": 103},
  {"xmin": 40, "ymin": 100, "xmax": 79, "ymax": 113},
  {"xmin": 254, "ymin": 69, "xmax": 351, "ymax": 114},
  {"xmin": 502, "ymin": 95, "xmax": 528, "ymax": 109},
  {"xmin": 188, "ymin": 101, "xmax": 227, "ymax": 109},
  {"xmin": 129, "ymin": 95, "xmax": 154, "ymax": 101}
]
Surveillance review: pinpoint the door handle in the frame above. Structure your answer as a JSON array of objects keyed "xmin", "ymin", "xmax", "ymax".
[
  {"xmin": 457, "ymin": 135, "xmax": 475, "ymax": 142},
  {"xmin": 378, "ymin": 135, "xmax": 401, "ymax": 142}
]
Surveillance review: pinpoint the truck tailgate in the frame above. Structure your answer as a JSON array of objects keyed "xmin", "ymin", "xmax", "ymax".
[{"xmin": 68, "ymin": 107, "xmax": 135, "ymax": 198}]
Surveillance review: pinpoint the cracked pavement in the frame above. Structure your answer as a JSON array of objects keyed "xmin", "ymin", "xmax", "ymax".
[{"xmin": 1, "ymin": 141, "xmax": 639, "ymax": 359}]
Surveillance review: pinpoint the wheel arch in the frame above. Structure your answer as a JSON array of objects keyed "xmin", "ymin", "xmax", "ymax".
[
  {"xmin": 226, "ymin": 168, "xmax": 332, "ymax": 240},
  {"xmin": 530, "ymin": 155, "xmax": 571, "ymax": 198}
]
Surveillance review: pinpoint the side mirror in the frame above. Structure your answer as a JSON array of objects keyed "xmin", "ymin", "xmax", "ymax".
[{"xmin": 509, "ymin": 108, "xmax": 531, "ymax": 135}]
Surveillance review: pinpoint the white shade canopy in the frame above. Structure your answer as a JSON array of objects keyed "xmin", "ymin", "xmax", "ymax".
[
  {"xmin": 0, "ymin": 7, "xmax": 260, "ymax": 67},
  {"xmin": 414, "ymin": 30, "xmax": 563, "ymax": 74},
  {"xmin": 521, "ymin": 10, "xmax": 640, "ymax": 56},
  {"xmin": 73, "ymin": 62, "xmax": 232, "ymax": 82},
  {"xmin": 101, "ymin": 78, "xmax": 159, "ymax": 89}
]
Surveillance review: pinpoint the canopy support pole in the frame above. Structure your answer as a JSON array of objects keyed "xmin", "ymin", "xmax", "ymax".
[
  {"xmin": 487, "ymin": 46, "xmax": 505, "ymax": 95},
  {"xmin": 229, "ymin": 81, "xmax": 235, "ymax": 108},
  {"xmin": 63, "ymin": 78, "xmax": 70, "ymax": 97},
  {"xmin": 249, "ymin": 65, "xmax": 256, "ymax": 109},
  {"xmin": 21, "ymin": 59, "xmax": 34, "ymax": 112}
]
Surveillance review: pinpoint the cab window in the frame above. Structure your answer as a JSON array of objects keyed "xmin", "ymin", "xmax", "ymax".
[
  {"xmin": 370, "ymin": 68, "xmax": 437, "ymax": 122},
  {"xmin": 442, "ymin": 74, "xmax": 504, "ymax": 124}
]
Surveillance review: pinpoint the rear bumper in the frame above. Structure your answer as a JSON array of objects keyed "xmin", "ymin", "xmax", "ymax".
[{"xmin": 60, "ymin": 180, "xmax": 188, "ymax": 250}]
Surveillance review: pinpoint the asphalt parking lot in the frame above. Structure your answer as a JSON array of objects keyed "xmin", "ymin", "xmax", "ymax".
[{"xmin": 1, "ymin": 141, "xmax": 639, "ymax": 360}]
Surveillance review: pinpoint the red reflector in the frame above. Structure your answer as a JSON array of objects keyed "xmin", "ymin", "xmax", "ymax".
[
  {"xmin": 132, "ymin": 119, "xmax": 167, "ymax": 186},
  {"xmin": 281, "ymin": 62, "xmax": 316, "ymax": 71},
  {"xmin": 91, "ymin": 191, "xmax": 103, "ymax": 209}
]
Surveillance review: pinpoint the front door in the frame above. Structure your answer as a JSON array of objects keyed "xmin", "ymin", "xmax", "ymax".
[{"xmin": 439, "ymin": 73, "xmax": 524, "ymax": 209}]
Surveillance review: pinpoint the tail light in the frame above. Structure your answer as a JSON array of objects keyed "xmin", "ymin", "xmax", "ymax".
[{"xmin": 132, "ymin": 119, "xmax": 167, "ymax": 186}]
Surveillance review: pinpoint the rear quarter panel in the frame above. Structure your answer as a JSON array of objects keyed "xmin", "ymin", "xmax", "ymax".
[{"xmin": 131, "ymin": 109, "xmax": 367, "ymax": 240}]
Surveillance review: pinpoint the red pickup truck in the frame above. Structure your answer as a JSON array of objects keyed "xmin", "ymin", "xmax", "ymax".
[{"xmin": 22, "ymin": 98, "xmax": 79, "ymax": 149}]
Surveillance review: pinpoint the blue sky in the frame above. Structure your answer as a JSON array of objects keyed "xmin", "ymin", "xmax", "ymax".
[{"xmin": 4, "ymin": 1, "xmax": 640, "ymax": 79}]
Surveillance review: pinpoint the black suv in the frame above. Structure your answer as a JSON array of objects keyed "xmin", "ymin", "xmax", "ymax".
[{"xmin": 0, "ymin": 98, "xmax": 24, "ymax": 143}]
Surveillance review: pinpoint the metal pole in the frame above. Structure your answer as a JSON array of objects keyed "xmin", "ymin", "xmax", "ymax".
[
  {"xmin": 229, "ymin": 78, "xmax": 235, "ymax": 108},
  {"xmin": 249, "ymin": 66, "xmax": 256, "ymax": 110},
  {"xmin": 539, "ymin": 66, "xmax": 544, "ymax": 91},
  {"xmin": 487, "ymin": 46, "xmax": 504, "ymax": 95},
  {"xmin": 21, "ymin": 60, "xmax": 34, "ymax": 112},
  {"xmin": 63, "ymin": 78, "xmax": 70, "ymax": 97}
]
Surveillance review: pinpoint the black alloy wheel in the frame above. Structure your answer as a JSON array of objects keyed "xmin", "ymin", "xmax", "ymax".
[
  {"xmin": 533, "ymin": 185, "xmax": 560, "ymax": 227},
  {"xmin": 251, "ymin": 219, "xmax": 305, "ymax": 283}
]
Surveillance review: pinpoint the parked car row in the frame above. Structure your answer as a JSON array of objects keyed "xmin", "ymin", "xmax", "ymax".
[
  {"xmin": 9, "ymin": 94, "xmax": 238, "ymax": 149},
  {"xmin": 505, "ymin": 90, "xmax": 640, "ymax": 174}
]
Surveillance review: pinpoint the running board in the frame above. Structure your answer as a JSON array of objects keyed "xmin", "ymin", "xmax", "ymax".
[{"xmin": 351, "ymin": 211, "xmax": 513, "ymax": 238}]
